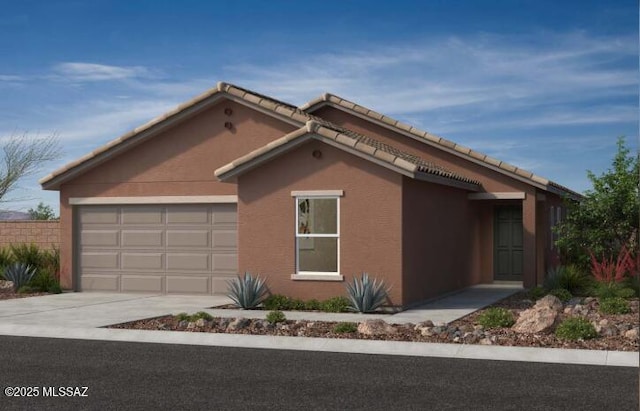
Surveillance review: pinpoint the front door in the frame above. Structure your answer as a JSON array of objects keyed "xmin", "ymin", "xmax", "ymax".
[{"xmin": 493, "ymin": 205, "xmax": 523, "ymax": 281}]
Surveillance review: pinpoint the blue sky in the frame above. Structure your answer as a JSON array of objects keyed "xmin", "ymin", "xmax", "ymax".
[{"xmin": 1, "ymin": 0, "xmax": 637, "ymax": 214}]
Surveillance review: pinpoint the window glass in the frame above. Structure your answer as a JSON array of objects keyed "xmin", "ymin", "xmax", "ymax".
[
  {"xmin": 297, "ymin": 198, "xmax": 337, "ymax": 235},
  {"xmin": 297, "ymin": 237, "xmax": 338, "ymax": 272}
]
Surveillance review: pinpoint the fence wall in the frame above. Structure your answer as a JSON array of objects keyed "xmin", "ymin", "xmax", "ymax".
[{"xmin": 0, "ymin": 221, "xmax": 61, "ymax": 250}]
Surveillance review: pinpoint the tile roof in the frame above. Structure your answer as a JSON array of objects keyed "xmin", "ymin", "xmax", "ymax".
[
  {"xmin": 300, "ymin": 93, "xmax": 582, "ymax": 199},
  {"xmin": 40, "ymin": 81, "xmax": 580, "ymax": 199},
  {"xmin": 215, "ymin": 120, "xmax": 481, "ymax": 190}
]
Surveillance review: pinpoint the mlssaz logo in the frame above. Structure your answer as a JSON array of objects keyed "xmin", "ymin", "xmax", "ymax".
[{"xmin": 43, "ymin": 387, "xmax": 89, "ymax": 397}]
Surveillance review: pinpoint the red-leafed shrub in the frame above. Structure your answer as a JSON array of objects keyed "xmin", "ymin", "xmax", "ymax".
[{"xmin": 589, "ymin": 245, "xmax": 636, "ymax": 283}]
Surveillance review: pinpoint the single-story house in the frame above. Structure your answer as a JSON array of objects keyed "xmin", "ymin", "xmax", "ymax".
[{"xmin": 40, "ymin": 82, "xmax": 581, "ymax": 308}]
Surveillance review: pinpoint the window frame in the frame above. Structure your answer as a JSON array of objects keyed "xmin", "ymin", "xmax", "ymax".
[{"xmin": 294, "ymin": 194, "xmax": 341, "ymax": 276}]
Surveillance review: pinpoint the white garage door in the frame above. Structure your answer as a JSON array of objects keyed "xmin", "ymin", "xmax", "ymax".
[{"xmin": 77, "ymin": 204, "xmax": 237, "ymax": 294}]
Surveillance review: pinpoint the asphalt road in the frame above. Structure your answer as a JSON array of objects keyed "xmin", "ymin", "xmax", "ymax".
[{"xmin": 0, "ymin": 336, "xmax": 637, "ymax": 410}]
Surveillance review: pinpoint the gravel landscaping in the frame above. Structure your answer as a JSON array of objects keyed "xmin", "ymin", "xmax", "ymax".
[
  {"xmin": 0, "ymin": 280, "xmax": 48, "ymax": 300},
  {"xmin": 108, "ymin": 291, "xmax": 639, "ymax": 352}
]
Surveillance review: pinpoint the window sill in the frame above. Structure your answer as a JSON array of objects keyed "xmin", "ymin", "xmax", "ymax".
[{"xmin": 290, "ymin": 274, "xmax": 344, "ymax": 282}]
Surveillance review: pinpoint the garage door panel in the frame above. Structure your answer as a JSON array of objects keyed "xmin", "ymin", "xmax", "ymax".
[
  {"xmin": 166, "ymin": 253, "xmax": 210, "ymax": 271},
  {"xmin": 121, "ymin": 253, "xmax": 164, "ymax": 270},
  {"xmin": 121, "ymin": 275, "xmax": 163, "ymax": 293},
  {"xmin": 166, "ymin": 206, "xmax": 209, "ymax": 224},
  {"xmin": 213, "ymin": 232, "xmax": 237, "ymax": 248},
  {"xmin": 212, "ymin": 205, "xmax": 237, "ymax": 224},
  {"xmin": 81, "ymin": 252, "xmax": 119, "ymax": 269},
  {"xmin": 82, "ymin": 230, "xmax": 119, "ymax": 247},
  {"xmin": 80, "ymin": 208, "xmax": 119, "ymax": 224},
  {"xmin": 166, "ymin": 230, "xmax": 209, "ymax": 247},
  {"xmin": 81, "ymin": 275, "xmax": 119, "ymax": 291},
  {"xmin": 121, "ymin": 207, "xmax": 163, "ymax": 224},
  {"xmin": 78, "ymin": 204, "xmax": 237, "ymax": 294},
  {"xmin": 121, "ymin": 230, "xmax": 163, "ymax": 247},
  {"xmin": 213, "ymin": 254, "xmax": 238, "ymax": 271},
  {"xmin": 166, "ymin": 276, "xmax": 209, "ymax": 294}
]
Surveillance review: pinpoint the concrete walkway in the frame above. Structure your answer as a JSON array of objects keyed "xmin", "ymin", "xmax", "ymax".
[{"xmin": 0, "ymin": 286, "xmax": 637, "ymax": 368}]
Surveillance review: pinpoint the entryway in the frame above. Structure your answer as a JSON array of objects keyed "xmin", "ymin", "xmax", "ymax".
[{"xmin": 493, "ymin": 205, "xmax": 523, "ymax": 281}]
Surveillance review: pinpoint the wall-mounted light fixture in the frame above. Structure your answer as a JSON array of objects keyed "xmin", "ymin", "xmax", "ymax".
[{"xmin": 224, "ymin": 108, "xmax": 233, "ymax": 116}]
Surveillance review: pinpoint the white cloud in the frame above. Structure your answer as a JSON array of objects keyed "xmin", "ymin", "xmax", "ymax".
[
  {"xmin": 52, "ymin": 62, "xmax": 153, "ymax": 82},
  {"xmin": 0, "ymin": 75, "xmax": 23, "ymax": 82}
]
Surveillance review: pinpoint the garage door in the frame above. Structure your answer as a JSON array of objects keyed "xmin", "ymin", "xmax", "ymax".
[{"xmin": 77, "ymin": 204, "xmax": 237, "ymax": 294}]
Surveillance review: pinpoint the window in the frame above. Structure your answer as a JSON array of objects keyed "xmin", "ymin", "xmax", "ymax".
[{"xmin": 295, "ymin": 195, "xmax": 339, "ymax": 275}]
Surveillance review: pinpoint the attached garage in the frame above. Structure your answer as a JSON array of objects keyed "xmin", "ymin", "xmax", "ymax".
[{"xmin": 76, "ymin": 203, "xmax": 237, "ymax": 294}]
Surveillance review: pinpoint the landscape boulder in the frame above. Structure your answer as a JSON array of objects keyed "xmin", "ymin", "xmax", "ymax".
[
  {"xmin": 357, "ymin": 319, "xmax": 397, "ymax": 336},
  {"xmin": 512, "ymin": 296, "xmax": 563, "ymax": 334}
]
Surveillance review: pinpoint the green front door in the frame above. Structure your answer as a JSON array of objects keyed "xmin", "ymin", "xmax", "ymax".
[{"xmin": 493, "ymin": 205, "xmax": 523, "ymax": 281}]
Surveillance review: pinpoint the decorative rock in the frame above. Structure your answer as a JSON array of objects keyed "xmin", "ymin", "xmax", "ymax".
[
  {"xmin": 583, "ymin": 297, "xmax": 595, "ymax": 305},
  {"xmin": 534, "ymin": 295, "xmax": 563, "ymax": 312},
  {"xmin": 419, "ymin": 327, "xmax": 434, "ymax": 337},
  {"xmin": 357, "ymin": 319, "xmax": 397, "ymax": 336},
  {"xmin": 567, "ymin": 297, "xmax": 582, "ymax": 306},
  {"xmin": 414, "ymin": 320, "xmax": 434, "ymax": 330},
  {"xmin": 453, "ymin": 336, "xmax": 461, "ymax": 343},
  {"xmin": 186, "ymin": 322, "xmax": 196, "ymax": 330},
  {"xmin": 563, "ymin": 307, "xmax": 573, "ymax": 314},
  {"xmin": 624, "ymin": 328, "xmax": 639, "ymax": 340},
  {"xmin": 227, "ymin": 317, "xmax": 250, "ymax": 331},
  {"xmin": 177, "ymin": 320, "xmax": 188, "ymax": 328},
  {"xmin": 195, "ymin": 318, "xmax": 207, "ymax": 328},
  {"xmin": 479, "ymin": 337, "xmax": 493, "ymax": 345},
  {"xmin": 512, "ymin": 307, "xmax": 558, "ymax": 334}
]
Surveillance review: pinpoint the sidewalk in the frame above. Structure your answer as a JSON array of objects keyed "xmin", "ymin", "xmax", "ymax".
[{"xmin": 0, "ymin": 285, "xmax": 637, "ymax": 368}]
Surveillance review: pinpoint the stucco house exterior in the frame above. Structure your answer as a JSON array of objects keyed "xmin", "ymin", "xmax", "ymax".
[{"xmin": 40, "ymin": 82, "xmax": 580, "ymax": 308}]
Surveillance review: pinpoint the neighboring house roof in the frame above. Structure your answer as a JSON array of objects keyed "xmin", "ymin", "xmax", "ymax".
[
  {"xmin": 0, "ymin": 210, "xmax": 31, "ymax": 221},
  {"xmin": 40, "ymin": 82, "xmax": 580, "ymax": 199},
  {"xmin": 215, "ymin": 120, "xmax": 481, "ymax": 191},
  {"xmin": 300, "ymin": 93, "xmax": 582, "ymax": 200}
]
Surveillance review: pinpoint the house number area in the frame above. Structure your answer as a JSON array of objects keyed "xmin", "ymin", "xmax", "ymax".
[{"xmin": 3, "ymin": 386, "xmax": 89, "ymax": 397}]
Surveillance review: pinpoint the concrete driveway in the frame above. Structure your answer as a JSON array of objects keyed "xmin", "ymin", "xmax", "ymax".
[{"xmin": 0, "ymin": 292, "xmax": 231, "ymax": 328}]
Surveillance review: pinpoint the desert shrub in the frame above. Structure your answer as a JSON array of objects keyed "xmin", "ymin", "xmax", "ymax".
[
  {"xmin": 477, "ymin": 307, "xmax": 515, "ymax": 328},
  {"xmin": 266, "ymin": 310, "xmax": 286, "ymax": 324},
  {"xmin": 305, "ymin": 299, "xmax": 321, "ymax": 311},
  {"xmin": 17, "ymin": 285, "xmax": 35, "ymax": 294},
  {"xmin": 193, "ymin": 311, "xmax": 213, "ymax": 321},
  {"xmin": 345, "ymin": 272, "xmax": 390, "ymax": 313},
  {"xmin": 549, "ymin": 288, "xmax": 572, "ymax": 302},
  {"xmin": 590, "ymin": 281, "xmax": 635, "ymax": 299},
  {"xmin": 624, "ymin": 275, "xmax": 640, "ymax": 297},
  {"xmin": 320, "ymin": 296, "xmax": 351, "ymax": 313},
  {"xmin": 40, "ymin": 246, "xmax": 60, "ymax": 280},
  {"xmin": 0, "ymin": 247, "xmax": 14, "ymax": 277},
  {"xmin": 544, "ymin": 265, "xmax": 591, "ymax": 295},
  {"xmin": 29, "ymin": 269, "xmax": 61, "ymax": 293},
  {"xmin": 176, "ymin": 313, "xmax": 190, "ymax": 322},
  {"xmin": 589, "ymin": 246, "xmax": 635, "ymax": 283},
  {"xmin": 528, "ymin": 286, "xmax": 547, "ymax": 300},
  {"xmin": 262, "ymin": 294, "xmax": 291, "ymax": 310},
  {"xmin": 10, "ymin": 243, "xmax": 43, "ymax": 270},
  {"xmin": 227, "ymin": 272, "xmax": 268, "ymax": 309},
  {"xmin": 555, "ymin": 317, "xmax": 597, "ymax": 340},
  {"xmin": 4, "ymin": 263, "xmax": 37, "ymax": 292},
  {"xmin": 333, "ymin": 322, "xmax": 358, "ymax": 333},
  {"xmin": 599, "ymin": 297, "xmax": 630, "ymax": 315},
  {"xmin": 289, "ymin": 298, "xmax": 306, "ymax": 311}
]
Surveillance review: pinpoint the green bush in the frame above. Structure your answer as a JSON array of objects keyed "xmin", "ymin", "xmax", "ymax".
[
  {"xmin": 333, "ymin": 322, "xmax": 358, "ymax": 333},
  {"xmin": 17, "ymin": 285, "xmax": 35, "ymax": 294},
  {"xmin": 193, "ymin": 311, "xmax": 213, "ymax": 321},
  {"xmin": 10, "ymin": 244, "xmax": 43, "ymax": 270},
  {"xmin": 590, "ymin": 281, "xmax": 635, "ymax": 299},
  {"xmin": 305, "ymin": 299, "xmax": 321, "ymax": 311},
  {"xmin": 262, "ymin": 294, "xmax": 291, "ymax": 310},
  {"xmin": 266, "ymin": 310, "xmax": 286, "ymax": 324},
  {"xmin": 543, "ymin": 265, "xmax": 591, "ymax": 295},
  {"xmin": 227, "ymin": 272, "xmax": 268, "ymax": 309},
  {"xmin": 29, "ymin": 269, "xmax": 60, "ymax": 293},
  {"xmin": 40, "ymin": 247, "xmax": 60, "ymax": 280},
  {"xmin": 0, "ymin": 247, "xmax": 14, "ymax": 278},
  {"xmin": 624, "ymin": 276, "xmax": 640, "ymax": 297},
  {"xmin": 599, "ymin": 297, "xmax": 630, "ymax": 315},
  {"xmin": 555, "ymin": 317, "xmax": 597, "ymax": 340},
  {"xmin": 477, "ymin": 308, "xmax": 515, "ymax": 328},
  {"xmin": 549, "ymin": 288, "xmax": 572, "ymax": 302},
  {"xmin": 528, "ymin": 286, "xmax": 547, "ymax": 300},
  {"xmin": 176, "ymin": 312, "xmax": 190, "ymax": 322},
  {"xmin": 289, "ymin": 298, "xmax": 306, "ymax": 311},
  {"xmin": 320, "ymin": 296, "xmax": 351, "ymax": 313}
]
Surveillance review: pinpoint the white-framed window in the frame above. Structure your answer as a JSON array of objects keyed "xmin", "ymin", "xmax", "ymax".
[{"xmin": 294, "ymin": 194, "xmax": 340, "ymax": 275}]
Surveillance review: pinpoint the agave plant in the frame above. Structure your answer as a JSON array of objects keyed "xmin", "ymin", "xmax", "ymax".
[
  {"xmin": 346, "ymin": 272, "xmax": 390, "ymax": 313},
  {"xmin": 4, "ymin": 263, "xmax": 37, "ymax": 292},
  {"xmin": 227, "ymin": 272, "xmax": 268, "ymax": 309}
]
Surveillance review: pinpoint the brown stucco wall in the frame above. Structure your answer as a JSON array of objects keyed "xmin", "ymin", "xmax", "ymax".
[
  {"xmin": 56, "ymin": 99, "xmax": 297, "ymax": 289},
  {"xmin": 0, "ymin": 221, "xmax": 60, "ymax": 250},
  {"xmin": 237, "ymin": 139, "xmax": 405, "ymax": 305},
  {"xmin": 402, "ymin": 177, "xmax": 479, "ymax": 305}
]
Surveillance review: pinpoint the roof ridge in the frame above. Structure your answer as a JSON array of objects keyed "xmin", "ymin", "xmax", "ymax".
[{"xmin": 300, "ymin": 92, "xmax": 581, "ymax": 198}]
